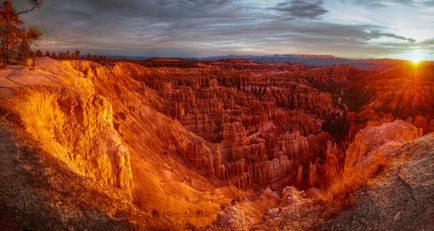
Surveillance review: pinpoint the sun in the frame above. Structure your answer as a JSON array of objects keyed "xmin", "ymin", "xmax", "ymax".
[
  {"xmin": 411, "ymin": 57, "xmax": 421, "ymax": 65},
  {"xmin": 405, "ymin": 51, "xmax": 426, "ymax": 66}
]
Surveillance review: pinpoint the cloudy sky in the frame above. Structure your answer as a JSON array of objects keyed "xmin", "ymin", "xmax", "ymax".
[{"xmin": 16, "ymin": 0, "xmax": 434, "ymax": 59}]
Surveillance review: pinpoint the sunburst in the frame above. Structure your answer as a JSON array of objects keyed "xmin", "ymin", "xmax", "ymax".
[
  {"xmin": 411, "ymin": 57, "xmax": 422, "ymax": 65},
  {"xmin": 405, "ymin": 51, "xmax": 426, "ymax": 66}
]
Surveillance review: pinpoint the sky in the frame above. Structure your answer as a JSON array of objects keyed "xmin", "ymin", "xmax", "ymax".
[{"xmin": 15, "ymin": 0, "xmax": 434, "ymax": 59}]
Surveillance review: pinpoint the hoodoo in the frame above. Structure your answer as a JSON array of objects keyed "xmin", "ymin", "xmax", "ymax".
[{"xmin": 0, "ymin": 58, "xmax": 433, "ymax": 230}]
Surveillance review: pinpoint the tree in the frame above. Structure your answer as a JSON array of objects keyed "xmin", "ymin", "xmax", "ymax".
[
  {"xmin": 72, "ymin": 50, "xmax": 80, "ymax": 60},
  {"xmin": 58, "ymin": 51, "xmax": 67, "ymax": 60},
  {"xmin": 44, "ymin": 50, "xmax": 50, "ymax": 57},
  {"xmin": 35, "ymin": 49, "xmax": 43, "ymax": 57},
  {"xmin": 0, "ymin": 1, "xmax": 42, "ymax": 65},
  {"xmin": 0, "ymin": 1, "xmax": 23, "ymax": 64},
  {"xmin": 18, "ymin": 27, "xmax": 41, "ymax": 64}
]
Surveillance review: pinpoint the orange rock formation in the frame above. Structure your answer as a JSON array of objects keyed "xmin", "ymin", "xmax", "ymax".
[{"xmin": 1, "ymin": 58, "xmax": 433, "ymax": 230}]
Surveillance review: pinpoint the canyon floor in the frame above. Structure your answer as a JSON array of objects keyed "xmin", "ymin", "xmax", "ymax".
[{"xmin": 0, "ymin": 57, "xmax": 433, "ymax": 230}]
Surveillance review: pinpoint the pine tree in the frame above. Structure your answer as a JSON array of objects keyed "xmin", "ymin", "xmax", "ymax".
[
  {"xmin": 0, "ymin": 1, "xmax": 42, "ymax": 65},
  {"xmin": 35, "ymin": 49, "xmax": 43, "ymax": 57},
  {"xmin": 0, "ymin": 1, "xmax": 23, "ymax": 64},
  {"xmin": 58, "ymin": 51, "xmax": 67, "ymax": 60},
  {"xmin": 72, "ymin": 50, "xmax": 80, "ymax": 60},
  {"xmin": 18, "ymin": 27, "xmax": 41, "ymax": 64}
]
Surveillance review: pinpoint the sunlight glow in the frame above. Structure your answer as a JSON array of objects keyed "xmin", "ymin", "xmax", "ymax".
[
  {"xmin": 411, "ymin": 57, "xmax": 421, "ymax": 65},
  {"xmin": 405, "ymin": 51, "xmax": 426, "ymax": 66}
]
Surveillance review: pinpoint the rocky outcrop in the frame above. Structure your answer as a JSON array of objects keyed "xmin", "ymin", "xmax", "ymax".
[
  {"xmin": 0, "ymin": 122, "xmax": 141, "ymax": 230},
  {"xmin": 204, "ymin": 207, "xmax": 251, "ymax": 231},
  {"xmin": 252, "ymin": 186, "xmax": 324, "ymax": 230},
  {"xmin": 0, "ymin": 58, "xmax": 133, "ymax": 194},
  {"xmin": 321, "ymin": 132, "xmax": 434, "ymax": 230},
  {"xmin": 254, "ymin": 123, "xmax": 433, "ymax": 231},
  {"xmin": 11, "ymin": 89, "xmax": 133, "ymax": 192},
  {"xmin": 318, "ymin": 120, "xmax": 423, "ymax": 209},
  {"xmin": 344, "ymin": 120, "xmax": 422, "ymax": 174}
]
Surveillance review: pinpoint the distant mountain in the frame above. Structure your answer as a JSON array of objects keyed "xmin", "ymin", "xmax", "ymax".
[
  {"xmin": 92, "ymin": 54, "xmax": 403, "ymax": 72},
  {"xmin": 202, "ymin": 54, "xmax": 404, "ymax": 71}
]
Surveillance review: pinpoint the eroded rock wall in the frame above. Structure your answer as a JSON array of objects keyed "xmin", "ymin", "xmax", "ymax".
[
  {"xmin": 13, "ymin": 88, "xmax": 133, "ymax": 192},
  {"xmin": 115, "ymin": 61, "xmax": 350, "ymax": 189}
]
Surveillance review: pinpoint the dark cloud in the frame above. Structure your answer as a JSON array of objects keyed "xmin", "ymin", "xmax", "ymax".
[
  {"xmin": 11, "ymin": 0, "xmax": 432, "ymax": 58},
  {"xmin": 271, "ymin": 0, "xmax": 328, "ymax": 19},
  {"xmin": 367, "ymin": 30, "xmax": 416, "ymax": 42},
  {"xmin": 17, "ymin": 0, "xmax": 244, "ymax": 56}
]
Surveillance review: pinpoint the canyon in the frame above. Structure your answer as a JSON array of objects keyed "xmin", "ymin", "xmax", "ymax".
[{"xmin": 0, "ymin": 57, "xmax": 433, "ymax": 230}]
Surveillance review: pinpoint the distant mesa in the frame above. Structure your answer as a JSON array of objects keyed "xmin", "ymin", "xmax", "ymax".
[{"xmin": 146, "ymin": 57, "xmax": 185, "ymax": 62}]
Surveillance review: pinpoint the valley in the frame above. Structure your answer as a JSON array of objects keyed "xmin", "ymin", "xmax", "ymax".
[{"xmin": 0, "ymin": 57, "xmax": 433, "ymax": 230}]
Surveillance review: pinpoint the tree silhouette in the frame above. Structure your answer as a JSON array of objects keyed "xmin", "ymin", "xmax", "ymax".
[
  {"xmin": 58, "ymin": 51, "xmax": 67, "ymax": 60},
  {"xmin": 72, "ymin": 50, "xmax": 80, "ymax": 60},
  {"xmin": 18, "ymin": 27, "xmax": 41, "ymax": 63},
  {"xmin": 0, "ymin": 1, "xmax": 23, "ymax": 64},
  {"xmin": 35, "ymin": 49, "xmax": 43, "ymax": 57}
]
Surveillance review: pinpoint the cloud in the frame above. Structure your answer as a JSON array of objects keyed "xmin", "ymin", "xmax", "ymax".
[
  {"xmin": 367, "ymin": 30, "xmax": 416, "ymax": 42},
  {"xmin": 13, "ymin": 0, "xmax": 432, "ymax": 59},
  {"xmin": 351, "ymin": 0, "xmax": 434, "ymax": 8},
  {"xmin": 271, "ymin": 0, "xmax": 328, "ymax": 19}
]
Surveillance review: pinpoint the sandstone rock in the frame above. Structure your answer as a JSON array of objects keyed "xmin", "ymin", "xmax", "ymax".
[
  {"xmin": 0, "ymin": 123, "xmax": 140, "ymax": 230},
  {"xmin": 344, "ymin": 120, "xmax": 422, "ymax": 174},
  {"xmin": 12, "ymin": 89, "xmax": 133, "ymax": 192},
  {"xmin": 280, "ymin": 186, "xmax": 304, "ymax": 207},
  {"xmin": 321, "ymin": 141, "xmax": 342, "ymax": 187},
  {"xmin": 255, "ymin": 125, "xmax": 433, "ymax": 231},
  {"xmin": 1, "ymin": 58, "xmax": 432, "ymax": 230},
  {"xmin": 204, "ymin": 207, "xmax": 250, "ymax": 231},
  {"xmin": 321, "ymin": 133, "xmax": 434, "ymax": 230},
  {"xmin": 115, "ymin": 59, "xmax": 347, "ymax": 190},
  {"xmin": 318, "ymin": 120, "xmax": 424, "ymax": 212}
]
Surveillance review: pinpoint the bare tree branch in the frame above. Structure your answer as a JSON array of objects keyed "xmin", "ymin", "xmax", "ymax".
[{"xmin": 17, "ymin": 0, "xmax": 43, "ymax": 15}]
